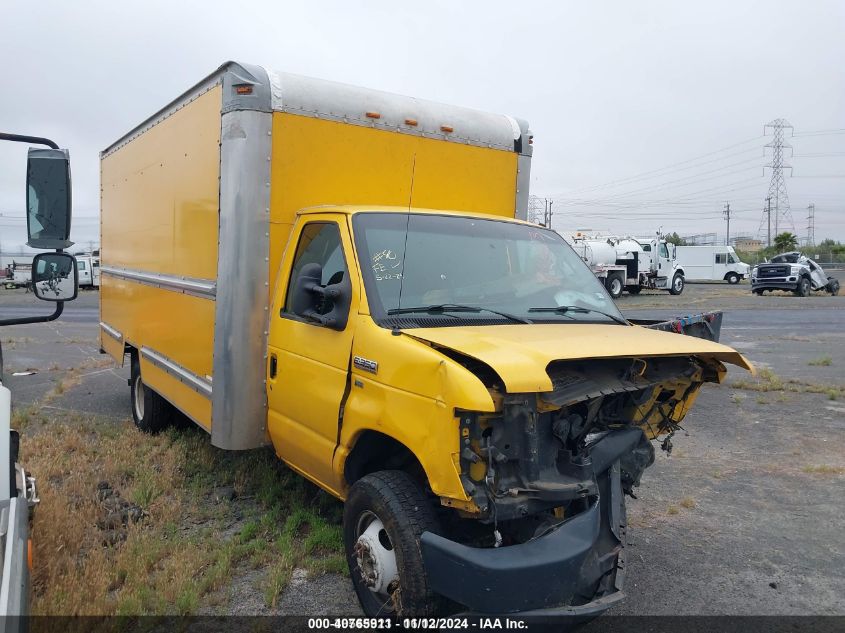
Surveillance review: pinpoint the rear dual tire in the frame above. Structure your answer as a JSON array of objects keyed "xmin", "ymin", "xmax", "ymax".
[
  {"xmin": 605, "ymin": 275, "xmax": 623, "ymax": 299},
  {"xmin": 129, "ymin": 354, "xmax": 175, "ymax": 433}
]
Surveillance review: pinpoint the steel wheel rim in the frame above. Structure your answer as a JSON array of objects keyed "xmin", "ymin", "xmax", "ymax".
[
  {"xmin": 354, "ymin": 510, "xmax": 398, "ymax": 612},
  {"xmin": 610, "ymin": 278, "xmax": 622, "ymax": 296},
  {"xmin": 134, "ymin": 374, "xmax": 145, "ymax": 420},
  {"xmin": 674, "ymin": 276, "xmax": 683, "ymax": 292}
]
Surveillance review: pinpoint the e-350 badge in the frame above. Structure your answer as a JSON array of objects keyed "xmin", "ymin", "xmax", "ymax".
[{"xmin": 353, "ymin": 356, "xmax": 378, "ymax": 374}]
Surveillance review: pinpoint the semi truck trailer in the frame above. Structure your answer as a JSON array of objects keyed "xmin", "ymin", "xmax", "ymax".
[{"xmin": 99, "ymin": 62, "xmax": 751, "ymax": 618}]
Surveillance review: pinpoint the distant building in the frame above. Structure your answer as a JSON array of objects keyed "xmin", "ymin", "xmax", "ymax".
[{"xmin": 733, "ymin": 237, "xmax": 763, "ymax": 252}]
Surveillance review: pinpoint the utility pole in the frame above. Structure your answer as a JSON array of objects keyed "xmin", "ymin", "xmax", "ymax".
[
  {"xmin": 806, "ymin": 203, "xmax": 815, "ymax": 247},
  {"xmin": 548, "ymin": 200, "xmax": 553, "ymax": 230},
  {"xmin": 765, "ymin": 197, "xmax": 772, "ymax": 247},
  {"xmin": 723, "ymin": 202, "xmax": 731, "ymax": 246}
]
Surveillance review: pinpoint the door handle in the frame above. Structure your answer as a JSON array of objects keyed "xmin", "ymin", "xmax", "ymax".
[{"xmin": 269, "ymin": 354, "xmax": 277, "ymax": 379}]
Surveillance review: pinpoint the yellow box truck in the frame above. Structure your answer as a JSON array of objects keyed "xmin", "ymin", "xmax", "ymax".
[{"xmin": 100, "ymin": 62, "xmax": 751, "ymax": 618}]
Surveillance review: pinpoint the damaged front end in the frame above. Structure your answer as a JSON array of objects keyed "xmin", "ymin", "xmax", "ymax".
[{"xmin": 422, "ymin": 353, "xmax": 727, "ymax": 615}]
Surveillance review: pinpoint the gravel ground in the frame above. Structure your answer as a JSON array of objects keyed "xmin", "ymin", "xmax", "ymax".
[{"xmin": 1, "ymin": 272, "xmax": 843, "ymax": 618}]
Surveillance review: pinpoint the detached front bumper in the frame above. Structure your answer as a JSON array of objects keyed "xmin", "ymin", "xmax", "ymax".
[
  {"xmin": 421, "ymin": 440, "xmax": 631, "ymax": 617},
  {"xmin": 421, "ymin": 500, "xmax": 625, "ymax": 616},
  {"xmin": 751, "ymin": 278, "xmax": 798, "ymax": 292}
]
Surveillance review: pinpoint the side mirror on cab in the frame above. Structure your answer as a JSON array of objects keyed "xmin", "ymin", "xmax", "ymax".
[
  {"xmin": 289, "ymin": 262, "xmax": 351, "ymax": 331},
  {"xmin": 31, "ymin": 253, "xmax": 78, "ymax": 302},
  {"xmin": 26, "ymin": 148, "xmax": 73, "ymax": 249}
]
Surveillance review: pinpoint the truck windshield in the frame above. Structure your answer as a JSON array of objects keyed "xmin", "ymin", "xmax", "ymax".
[{"xmin": 352, "ymin": 212, "xmax": 624, "ymax": 325}]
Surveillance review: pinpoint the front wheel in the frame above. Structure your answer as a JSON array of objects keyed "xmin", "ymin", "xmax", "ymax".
[
  {"xmin": 726, "ymin": 272, "xmax": 740, "ymax": 285},
  {"xmin": 626, "ymin": 286, "xmax": 642, "ymax": 295},
  {"xmin": 605, "ymin": 275, "xmax": 623, "ymax": 299},
  {"xmin": 827, "ymin": 278, "xmax": 840, "ymax": 296},
  {"xmin": 668, "ymin": 273, "xmax": 685, "ymax": 295},
  {"xmin": 344, "ymin": 471, "xmax": 442, "ymax": 617},
  {"xmin": 794, "ymin": 277, "xmax": 811, "ymax": 297},
  {"xmin": 130, "ymin": 354, "xmax": 175, "ymax": 433}
]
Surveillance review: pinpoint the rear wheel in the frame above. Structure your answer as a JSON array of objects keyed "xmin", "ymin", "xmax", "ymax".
[
  {"xmin": 794, "ymin": 277, "xmax": 811, "ymax": 297},
  {"xmin": 129, "ymin": 354, "xmax": 175, "ymax": 433},
  {"xmin": 827, "ymin": 278, "xmax": 840, "ymax": 296},
  {"xmin": 726, "ymin": 272, "xmax": 740, "ymax": 285},
  {"xmin": 668, "ymin": 273, "xmax": 685, "ymax": 295},
  {"xmin": 344, "ymin": 470, "xmax": 442, "ymax": 617}
]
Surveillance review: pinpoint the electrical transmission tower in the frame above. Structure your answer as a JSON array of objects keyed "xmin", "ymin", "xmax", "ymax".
[
  {"xmin": 806, "ymin": 203, "xmax": 815, "ymax": 246},
  {"xmin": 759, "ymin": 118, "xmax": 795, "ymax": 239}
]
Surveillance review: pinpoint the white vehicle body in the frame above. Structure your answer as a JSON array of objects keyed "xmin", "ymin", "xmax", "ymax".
[
  {"xmin": 675, "ymin": 246, "xmax": 750, "ymax": 283},
  {"xmin": 565, "ymin": 233, "xmax": 685, "ymax": 297},
  {"xmin": 74, "ymin": 254, "xmax": 100, "ymax": 288}
]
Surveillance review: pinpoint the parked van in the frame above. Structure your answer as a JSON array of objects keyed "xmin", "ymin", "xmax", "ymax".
[
  {"xmin": 99, "ymin": 62, "xmax": 750, "ymax": 617},
  {"xmin": 674, "ymin": 245, "xmax": 749, "ymax": 284}
]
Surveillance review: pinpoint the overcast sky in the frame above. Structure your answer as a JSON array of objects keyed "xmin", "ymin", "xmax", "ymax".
[{"xmin": 1, "ymin": 0, "xmax": 843, "ymax": 253}]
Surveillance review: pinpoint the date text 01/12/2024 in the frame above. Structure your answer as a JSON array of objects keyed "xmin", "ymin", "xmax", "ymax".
[{"xmin": 307, "ymin": 618, "xmax": 529, "ymax": 629}]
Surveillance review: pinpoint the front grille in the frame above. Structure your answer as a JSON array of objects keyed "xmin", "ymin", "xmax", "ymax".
[{"xmin": 758, "ymin": 265, "xmax": 789, "ymax": 278}]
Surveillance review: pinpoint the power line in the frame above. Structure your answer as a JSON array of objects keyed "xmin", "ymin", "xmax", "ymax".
[{"xmin": 555, "ymin": 136, "xmax": 764, "ymax": 197}]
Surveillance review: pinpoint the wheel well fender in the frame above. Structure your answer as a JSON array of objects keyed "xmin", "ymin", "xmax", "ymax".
[
  {"xmin": 674, "ymin": 268, "xmax": 685, "ymax": 277},
  {"xmin": 343, "ymin": 430, "xmax": 429, "ymax": 490}
]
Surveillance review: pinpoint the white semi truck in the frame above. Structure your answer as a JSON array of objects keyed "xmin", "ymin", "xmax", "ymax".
[{"xmin": 566, "ymin": 234, "xmax": 686, "ymax": 298}]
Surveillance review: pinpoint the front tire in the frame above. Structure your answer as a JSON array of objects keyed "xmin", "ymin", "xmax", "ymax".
[
  {"xmin": 668, "ymin": 273, "xmax": 685, "ymax": 295},
  {"xmin": 605, "ymin": 275, "xmax": 623, "ymax": 299},
  {"xmin": 827, "ymin": 278, "xmax": 840, "ymax": 296},
  {"xmin": 626, "ymin": 286, "xmax": 642, "ymax": 295},
  {"xmin": 794, "ymin": 277, "xmax": 811, "ymax": 297},
  {"xmin": 129, "ymin": 354, "xmax": 175, "ymax": 433},
  {"xmin": 344, "ymin": 471, "xmax": 442, "ymax": 617},
  {"xmin": 726, "ymin": 272, "xmax": 740, "ymax": 285}
]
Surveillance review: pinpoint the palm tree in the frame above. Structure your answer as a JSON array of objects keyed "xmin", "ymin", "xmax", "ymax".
[{"xmin": 773, "ymin": 232, "xmax": 798, "ymax": 253}]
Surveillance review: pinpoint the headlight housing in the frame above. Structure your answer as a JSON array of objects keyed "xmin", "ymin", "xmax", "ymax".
[{"xmin": 790, "ymin": 265, "xmax": 801, "ymax": 275}]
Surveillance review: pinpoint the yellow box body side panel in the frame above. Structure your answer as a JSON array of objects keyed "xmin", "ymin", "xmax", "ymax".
[
  {"xmin": 100, "ymin": 85, "xmax": 221, "ymax": 279},
  {"xmin": 268, "ymin": 112, "xmax": 518, "ymax": 293},
  {"xmin": 100, "ymin": 86, "xmax": 221, "ymax": 429},
  {"xmin": 100, "ymin": 280, "xmax": 215, "ymax": 428}
]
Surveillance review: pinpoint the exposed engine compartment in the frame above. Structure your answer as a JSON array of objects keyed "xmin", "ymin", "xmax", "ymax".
[{"xmin": 456, "ymin": 355, "xmax": 726, "ymax": 529}]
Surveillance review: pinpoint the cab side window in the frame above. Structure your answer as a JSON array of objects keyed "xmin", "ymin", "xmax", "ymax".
[
  {"xmin": 284, "ymin": 222, "xmax": 348, "ymax": 317},
  {"xmin": 658, "ymin": 243, "xmax": 669, "ymax": 259},
  {"xmin": 716, "ymin": 253, "xmax": 727, "ymax": 264}
]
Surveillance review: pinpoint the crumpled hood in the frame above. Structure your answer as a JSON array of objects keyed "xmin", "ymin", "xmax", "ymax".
[{"xmin": 406, "ymin": 323, "xmax": 753, "ymax": 393}]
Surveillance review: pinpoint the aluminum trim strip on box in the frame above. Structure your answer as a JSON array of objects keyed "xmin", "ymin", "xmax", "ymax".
[
  {"xmin": 101, "ymin": 266, "xmax": 216, "ymax": 299},
  {"xmin": 99, "ymin": 321, "xmax": 123, "ymax": 342},
  {"xmin": 140, "ymin": 347, "xmax": 212, "ymax": 399}
]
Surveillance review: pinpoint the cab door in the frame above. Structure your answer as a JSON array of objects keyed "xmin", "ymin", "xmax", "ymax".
[{"xmin": 266, "ymin": 215, "xmax": 359, "ymax": 495}]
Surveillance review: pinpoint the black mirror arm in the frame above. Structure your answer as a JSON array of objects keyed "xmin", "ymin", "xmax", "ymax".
[
  {"xmin": 0, "ymin": 301, "xmax": 63, "ymax": 327},
  {"xmin": 0, "ymin": 132, "xmax": 59, "ymax": 149}
]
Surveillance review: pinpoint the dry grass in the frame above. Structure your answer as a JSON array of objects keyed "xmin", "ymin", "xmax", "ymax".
[
  {"xmin": 666, "ymin": 505, "xmax": 679, "ymax": 515},
  {"xmin": 730, "ymin": 368, "xmax": 845, "ymax": 398},
  {"xmin": 680, "ymin": 497, "xmax": 696, "ymax": 509},
  {"xmin": 22, "ymin": 415, "xmax": 344, "ymax": 616},
  {"xmin": 802, "ymin": 465, "xmax": 845, "ymax": 475},
  {"xmin": 808, "ymin": 356, "xmax": 833, "ymax": 367}
]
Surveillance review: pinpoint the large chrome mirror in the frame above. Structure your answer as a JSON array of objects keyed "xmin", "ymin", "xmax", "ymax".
[{"xmin": 31, "ymin": 253, "xmax": 78, "ymax": 302}]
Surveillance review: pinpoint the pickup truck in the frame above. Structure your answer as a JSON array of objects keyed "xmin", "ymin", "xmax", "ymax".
[
  {"xmin": 99, "ymin": 62, "xmax": 751, "ymax": 618},
  {"xmin": 751, "ymin": 252, "xmax": 840, "ymax": 296}
]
